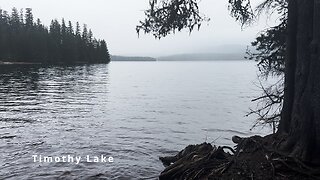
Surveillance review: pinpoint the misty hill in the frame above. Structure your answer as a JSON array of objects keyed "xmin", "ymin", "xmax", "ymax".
[
  {"xmin": 111, "ymin": 55, "xmax": 156, "ymax": 61},
  {"xmin": 158, "ymin": 53, "xmax": 246, "ymax": 61}
]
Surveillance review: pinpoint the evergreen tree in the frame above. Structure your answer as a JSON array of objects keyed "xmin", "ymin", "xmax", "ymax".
[
  {"xmin": 67, "ymin": 21, "xmax": 73, "ymax": 35},
  {"xmin": 10, "ymin": 7, "xmax": 20, "ymax": 29},
  {"xmin": 25, "ymin": 8, "xmax": 33, "ymax": 28},
  {"xmin": 75, "ymin": 22, "xmax": 81, "ymax": 37}
]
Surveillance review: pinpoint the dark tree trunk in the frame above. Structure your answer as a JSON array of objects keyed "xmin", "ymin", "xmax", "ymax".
[
  {"xmin": 279, "ymin": 0, "xmax": 320, "ymax": 163},
  {"xmin": 279, "ymin": 0, "xmax": 298, "ymax": 133}
]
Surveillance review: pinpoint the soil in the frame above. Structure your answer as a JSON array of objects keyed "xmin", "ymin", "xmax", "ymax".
[{"xmin": 159, "ymin": 134, "xmax": 320, "ymax": 180}]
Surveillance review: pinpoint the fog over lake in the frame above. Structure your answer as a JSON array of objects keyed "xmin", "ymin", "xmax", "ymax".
[{"xmin": 0, "ymin": 0, "xmax": 274, "ymax": 56}]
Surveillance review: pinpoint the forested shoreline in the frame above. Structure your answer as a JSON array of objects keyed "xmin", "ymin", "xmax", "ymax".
[{"xmin": 0, "ymin": 8, "xmax": 110, "ymax": 64}]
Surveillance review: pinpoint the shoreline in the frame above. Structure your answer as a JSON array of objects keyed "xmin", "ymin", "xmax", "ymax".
[
  {"xmin": 0, "ymin": 61, "xmax": 42, "ymax": 65},
  {"xmin": 0, "ymin": 61, "xmax": 109, "ymax": 65}
]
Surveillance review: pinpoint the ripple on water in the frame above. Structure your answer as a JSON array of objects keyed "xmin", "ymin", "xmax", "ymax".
[
  {"xmin": 0, "ymin": 62, "xmax": 271, "ymax": 179},
  {"xmin": 0, "ymin": 118, "xmax": 37, "ymax": 124}
]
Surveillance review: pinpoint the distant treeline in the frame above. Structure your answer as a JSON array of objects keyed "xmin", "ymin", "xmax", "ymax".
[
  {"xmin": 158, "ymin": 53, "xmax": 246, "ymax": 61},
  {"xmin": 111, "ymin": 55, "xmax": 156, "ymax": 61},
  {"xmin": 0, "ymin": 8, "xmax": 110, "ymax": 64}
]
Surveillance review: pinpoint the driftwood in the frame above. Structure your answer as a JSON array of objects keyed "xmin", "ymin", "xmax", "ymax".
[{"xmin": 159, "ymin": 135, "xmax": 320, "ymax": 180}]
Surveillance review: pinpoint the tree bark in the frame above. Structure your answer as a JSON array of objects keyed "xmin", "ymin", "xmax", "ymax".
[
  {"xmin": 279, "ymin": 0, "xmax": 298, "ymax": 133},
  {"xmin": 279, "ymin": 0, "xmax": 320, "ymax": 163}
]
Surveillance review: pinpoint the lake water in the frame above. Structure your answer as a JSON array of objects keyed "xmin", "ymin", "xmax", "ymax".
[{"xmin": 0, "ymin": 61, "xmax": 270, "ymax": 179}]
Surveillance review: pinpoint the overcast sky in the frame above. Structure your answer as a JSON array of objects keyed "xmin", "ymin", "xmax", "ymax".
[{"xmin": 0, "ymin": 0, "xmax": 275, "ymax": 57}]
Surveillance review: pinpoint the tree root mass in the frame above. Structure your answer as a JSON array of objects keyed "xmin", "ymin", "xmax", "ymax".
[{"xmin": 159, "ymin": 135, "xmax": 320, "ymax": 180}]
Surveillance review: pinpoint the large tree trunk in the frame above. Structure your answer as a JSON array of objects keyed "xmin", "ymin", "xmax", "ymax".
[
  {"xmin": 279, "ymin": 0, "xmax": 320, "ymax": 163},
  {"xmin": 279, "ymin": 0, "xmax": 298, "ymax": 133}
]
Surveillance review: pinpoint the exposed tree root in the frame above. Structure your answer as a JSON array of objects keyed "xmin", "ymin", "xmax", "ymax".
[{"xmin": 159, "ymin": 135, "xmax": 320, "ymax": 180}]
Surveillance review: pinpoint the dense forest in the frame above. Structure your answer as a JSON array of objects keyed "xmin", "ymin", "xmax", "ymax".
[{"xmin": 0, "ymin": 8, "xmax": 110, "ymax": 64}]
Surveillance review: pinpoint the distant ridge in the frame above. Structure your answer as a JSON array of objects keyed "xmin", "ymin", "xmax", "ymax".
[
  {"xmin": 111, "ymin": 52, "xmax": 246, "ymax": 61},
  {"xmin": 157, "ymin": 53, "xmax": 246, "ymax": 61},
  {"xmin": 111, "ymin": 55, "xmax": 156, "ymax": 61}
]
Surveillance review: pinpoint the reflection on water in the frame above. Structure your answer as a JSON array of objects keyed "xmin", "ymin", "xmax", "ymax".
[{"xmin": 0, "ymin": 62, "xmax": 269, "ymax": 179}]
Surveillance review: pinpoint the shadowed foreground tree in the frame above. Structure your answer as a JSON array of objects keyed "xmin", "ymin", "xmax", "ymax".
[
  {"xmin": 278, "ymin": 0, "xmax": 320, "ymax": 163},
  {"xmin": 138, "ymin": 0, "xmax": 320, "ymax": 167}
]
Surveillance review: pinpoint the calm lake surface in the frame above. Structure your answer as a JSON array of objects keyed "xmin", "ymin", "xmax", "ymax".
[{"xmin": 0, "ymin": 61, "xmax": 270, "ymax": 179}]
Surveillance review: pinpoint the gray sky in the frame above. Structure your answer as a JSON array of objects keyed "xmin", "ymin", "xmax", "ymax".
[{"xmin": 0, "ymin": 0, "xmax": 274, "ymax": 56}]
